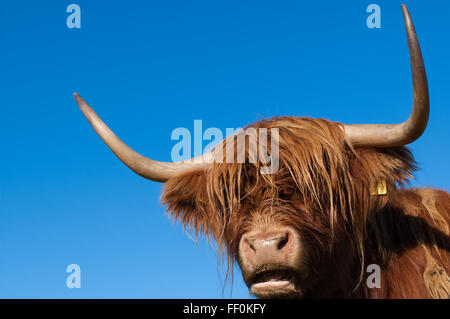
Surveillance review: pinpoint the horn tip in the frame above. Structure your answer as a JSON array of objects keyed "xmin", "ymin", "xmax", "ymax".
[
  {"xmin": 401, "ymin": 4, "xmax": 410, "ymax": 15},
  {"xmin": 73, "ymin": 92, "xmax": 86, "ymax": 109},
  {"xmin": 73, "ymin": 92, "xmax": 91, "ymax": 116}
]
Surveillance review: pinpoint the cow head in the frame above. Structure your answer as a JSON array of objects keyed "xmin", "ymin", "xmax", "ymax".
[{"xmin": 74, "ymin": 5, "xmax": 428, "ymax": 298}]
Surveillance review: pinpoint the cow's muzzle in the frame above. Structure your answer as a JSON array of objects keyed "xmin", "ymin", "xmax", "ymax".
[{"xmin": 238, "ymin": 227, "xmax": 304, "ymax": 298}]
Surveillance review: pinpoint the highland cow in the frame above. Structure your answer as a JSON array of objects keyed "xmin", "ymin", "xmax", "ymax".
[{"xmin": 74, "ymin": 5, "xmax": 449, "ymax": 298}]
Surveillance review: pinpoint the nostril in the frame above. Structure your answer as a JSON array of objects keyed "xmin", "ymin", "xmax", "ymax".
[
  {"xmin": 276, "ymin": 233, "xmax": 289, "ymax": 250},
  {"xmin": 245, "ymin": 239, "xmax": 256, "ymax": 253}
]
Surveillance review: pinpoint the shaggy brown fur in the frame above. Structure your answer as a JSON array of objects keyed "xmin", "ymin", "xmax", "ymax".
[{"xmin": 161, "ymin": 117, "xmax": 450, "ymax": 298}]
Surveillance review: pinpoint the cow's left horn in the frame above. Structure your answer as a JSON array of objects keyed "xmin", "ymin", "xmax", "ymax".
[
  {"xmin": 343, "ymin": 4, "xmax": 429, "ymax": 147},
  {"xmin": 74, "ymin": 93, "xmax": 211, "ymax": 182}
]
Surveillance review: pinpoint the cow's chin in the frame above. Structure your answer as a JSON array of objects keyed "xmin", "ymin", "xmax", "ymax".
[{"xmin": 246, "ymin": 268, "xmax": 303, "ymax": 299}]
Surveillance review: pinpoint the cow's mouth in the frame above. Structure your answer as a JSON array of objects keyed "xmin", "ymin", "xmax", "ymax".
[{"xmin": 248, "ymin": 268, "xmax": 302, "ymax": 298}]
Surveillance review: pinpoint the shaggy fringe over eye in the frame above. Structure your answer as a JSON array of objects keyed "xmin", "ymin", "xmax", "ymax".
[{"xmin": 161, "ymin": 116, "xmax": 417, "ymax": 293}]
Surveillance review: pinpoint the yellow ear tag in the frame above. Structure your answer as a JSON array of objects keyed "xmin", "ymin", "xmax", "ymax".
[{"xmin": 371, "ymin": 179, "xmax": 387, "ymax": 195}]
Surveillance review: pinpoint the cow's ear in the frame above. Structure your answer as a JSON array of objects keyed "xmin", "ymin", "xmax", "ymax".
[
  {"xmin": 349, "ymin": 146, "xmax": 417, "ymax": 191},
  {"xmin": 161, "ymin": 169, "xmax": 212, "ymax": 238}
]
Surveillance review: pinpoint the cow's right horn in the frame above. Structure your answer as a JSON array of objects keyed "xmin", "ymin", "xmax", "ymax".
[{"xmin": 74, "ymin": 93, "xmax": 211, "ymax": 182}]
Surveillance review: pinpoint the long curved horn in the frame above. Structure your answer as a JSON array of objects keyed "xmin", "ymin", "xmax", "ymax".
[
  {"xmin": 74, "ymin": 93, "xmax": 210, "ymax": 182},
  {"xmin": 343, "ymin": 4, "xmax": 429, "ymax": 147}
]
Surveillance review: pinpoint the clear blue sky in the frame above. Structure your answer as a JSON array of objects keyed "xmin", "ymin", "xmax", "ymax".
[{"xmin": 0, "ymin": 1, "xmax": 449, "ymax": 298}]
